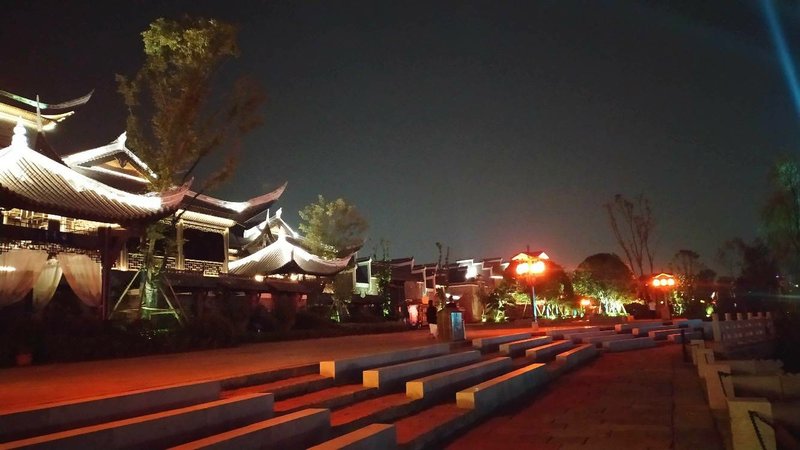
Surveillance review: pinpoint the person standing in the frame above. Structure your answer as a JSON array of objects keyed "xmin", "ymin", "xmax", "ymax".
[{"xmin": 426, "ymin": 301, "xmax": 438, "ymax": 338}]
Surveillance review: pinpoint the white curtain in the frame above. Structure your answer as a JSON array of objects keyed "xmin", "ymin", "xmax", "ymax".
[
  {"xmin": 33, "ymin": 258, "xmax": 63, "ymax": 312},
  {"xmin": 0, "ymin": 249, "xmax": 48, "ymax": 307},
  {"xmin": 59, "ymin": 253, "xmax": 102, "ymax": 308}
]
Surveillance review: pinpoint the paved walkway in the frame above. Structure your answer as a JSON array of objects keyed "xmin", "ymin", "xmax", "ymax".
[
  {"xmin": 0, "ymin": 326, "xmax": 533, "ymax": 411},
  {"xmin": 445, "ymin": 344, "xmax": 723, "ymax": 450}
]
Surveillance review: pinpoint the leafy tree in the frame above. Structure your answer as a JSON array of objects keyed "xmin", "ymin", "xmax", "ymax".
[
  {"xmin": 115, "ymin": 17, "xmax": 264, "ymax": 320},
  {"xmin": 298, "ymin": 195, "xmax": 368, "ymax": 259},
  {"xmin": 572, "ymin": 253, "xmax": 635, "ymax": 316},
  {"xmin": 762, "ymin": 158, "xmax": 800, "ymax": 276},
  {"xmin": 372, "ymin": 239, "xmax": 395, "ymax": 320},
  {"xmin": 605, "ymin": 194, "xmax": 656, "ymax": 279}
]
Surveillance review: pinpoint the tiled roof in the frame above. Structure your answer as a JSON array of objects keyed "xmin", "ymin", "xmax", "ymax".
[
  {"xmin": 0, "ymin": 124, "xmax": 188, "ymax": 224},
  {"xmin": 229, "ymin": 235, "xmax": 352, "ymax": 276}
]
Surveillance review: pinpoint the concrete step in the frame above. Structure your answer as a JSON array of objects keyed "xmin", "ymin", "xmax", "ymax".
[
  {"xmin": 667, "ymin": 331, "xmax": 702, "ymax": 343},
  {"xmin": 602, "ymin": 336, "xmax": 658, "ymax": 352},
  {"xmin": 170, "ymin": 408, "xmax": 329, "ymax": 450},
  {"xmin": 525, "ymin": 340, "xmax": 573, "ymax": 362},
  {"xmin": 563, "ymin": 329, "xmax": 616, "ymax": 344},
  {"xmin": 545, "ymin": 326, "xmax": 600, "ymax": 340},
  {"xmin": 274, "ymin": 384, "xmax": 378, "ymax": 415},
  {"xmin": 406, "ymin": 357, "xmax": 512, "ymax": 400},
  {"xmin": 648, "ymin": 327, "xmax": 685, "ymax": 340},
  {"xmin": 308, "ymin": 423, "xmax": 397, "ymax": 450},
  {"xmin": 394, "ymin": 403, "xmax": 476, "ymax": 450},
  {"xmin": 320, "ymin": 344, "xmax": 451, "ymax": 382},
  {"xmin": 0, "ymin": 380, "xmax": 220, "ymax": 442},
  {"xmin": 555, "ymin": 343, "xmax": 598, "ymax": 370},
  {"xmin": 363, "ymin": 351, "xmax": 481, "ymax": 391},
  {"xmin": 2, "ymin": 393, "xmax": 273, "ymax": 449},
  {"xmin": 472, "ymin": 332, "xmax": 532, "ymax": 353},
  {"xmin": 456, "ymin": 362, "xmax": 549, "ymax": 412},
  {"xmin": 632, "ymin": 324, "xmax": 676, "ymax": 337},
  {"xmin": 218, "ymin": 364, "xmax": 319, "ymax": 391},
  {"xmin": 583, "ymin": 333, "xmax": 636, "ymax": 346},
  {"xmin": 330, "ymin": 393, "xmax": 422, "ymax": 436},
  {"xmin": 614, "ymin": 320, "xmax": 665, "ymax": 333},
  {"xmin": 222, "ymin": 373, "xmax": 334, "ymax": 400},
  {"xmin": 498, "ymin": 336, "xmax": 553, "ymax": 357}
]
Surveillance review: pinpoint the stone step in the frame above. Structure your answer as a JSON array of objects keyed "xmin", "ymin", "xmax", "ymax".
[
  {"xmin": 406, "ymin": 357, "xmax": 512, "ymax": 400},
  {"xmin": 222, "ymin": 373, "xmax": 334, "ymax": 400},
  {"xmin": 274, "ymin": 384, "xmax": 378, "ymax": 415},
  {"xmin": 555, "ymin": 343, "xmax": 598, "ymax": 369},
  {"xmin": 320, "ymin": 344, "xmax": 451, "ymax": 382},
  {"xmin": 472, "ymin": 332, "xmax": 532, "ymax": 353},
  {"xmin": 545, "ymin": 326, "xmax": 599, "ymax": 340},
  {"xmin": 525, "ymin": 340, "xmax": 573, "ymax": 362},
  {"xmin": 583, "ymin": 333, "xmax": 636, "ymax": 346},
  {"xmin": 170, "ymin": 408, "xmax": 329, "ymax": 450},
  {"xmin": 562, "ymin": 329, "xmax": 616, "ymax": 344},
  {"xmin": 498, "ymin": 336, "xmax": 553, "ymax": 357},
  {"xmin": 0, "ymin": 380, "xmax": 220, "ymax": 442},
  {"xmin": 308, "ymin": 423, "xmax": 397, "ymax": 450},
  {"xmin": 614, "ymin": 320, "xmax": 664, "ymax": 333},
  {"xmin": 665, "ymin": 330, "xmax": 702, "ymax": 343},
  {"xmin": 648, "ymin": 328, "xmax": 686, "ymax": 340},
  {"xmin": 363, "ymin": 351, "xmax": 481, "ymax": 391},
  {"xmin": 218, "ymin": 364, "xmax": 319, "ymax": 391},
  {"xmin": 2, "ymin": 393, "xmax": 273, "ymax": 449},
  {"xmin": 602, "ymin": 337, "xmax": 658, "ymax": 352},
  {"xmin": 632, "ymin": 324, "xmax": 676, "ymax": 337},
  {"xmin": 394, "ymin": 403, "xmax": 476, "ymax": 450},
  {"xmin": 330, "ymin": 393, "xmax": 421, "ymax": 436},
  {"xmin": 456, "ymin": 362, "xmax": 550, "ymax": 412}
]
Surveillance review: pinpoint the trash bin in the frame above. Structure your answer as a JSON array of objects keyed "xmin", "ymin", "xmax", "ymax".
[{"xmin": 437, "ymin": 308, "xmax": 465, "ymax": 341}]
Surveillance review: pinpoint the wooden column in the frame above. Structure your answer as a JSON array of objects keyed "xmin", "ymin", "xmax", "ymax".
[
  {"xmin": 176, "ymin": 220, "xmax": 185, "ymax": 270},
  {"xmin": 222, "ymin": 228, "xmax": 230, "ymax": 274}
]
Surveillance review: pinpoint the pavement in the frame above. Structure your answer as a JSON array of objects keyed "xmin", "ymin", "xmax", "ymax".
[
  {"xmin": 444, "ymin": 344, "xmax": 724, "ymax": 450},
  {"xmin": 0, "ymin": 324, "xmax": 725, "ymax": 450}
]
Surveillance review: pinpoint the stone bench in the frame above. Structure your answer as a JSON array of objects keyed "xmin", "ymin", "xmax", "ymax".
[
  {"xmin": 525, "ymin": 340, "xmax": 573, "ymax": 362},
  {"xmin": 0, "ymin": 380, "xmax": 221, "ymax": 442},
  {"xmin": 563, "ymin": 330, "xmax": 616, "ymax": 344},
  {"xmin": 472, "ymin": 332, "xmax": 531, "ymax": 353},
  {"xmin": 363, "ymin": 351, "xmax": 481, "ymax": 390},
  {"xmin": 631, "ymin": 324, "xmax": 676, "ymax": 337},
  {"xmin": 320, "ymin": 344, "xmax": 450, "ymax": 381},
  {"xmin": 555, "ymin": 344, "xmax": 598, "ymax": 369},
  {"xmin": 602, "ymin": 337, "xmax": 657, "ymax": 352},
  {"xmin": 648, "ymin": 328, "xmax": 685, "ymax": 340},
  {"xmin": 307, "ymin": 423, "xmax": 396, "ymax": 450},
  {"xmin": 545, "ymin": 326, "xmax": 599, "ymax": 340},
  {"xmin": 614, "ymin": 320, "xmax": 664, "ymax": 333},
  {"xmin": 666, "ymin": 330, "xmax": 702, "ymax": 343},
  {"xmin": 456, "ymin": 363, "xmax": 549, "ymax": 412},
  {"xmin": 498, "ymin": 336, "xmax": 552, "ymax": 357},
  {"xmin": 170, "ymin": 408, "xmax": 329, "ymax": 450},
  {"xmin": 3, "ymin": 393, "xmax": 273, "ymax": 449},
  {"xmin": 406, "ymin": 357, "xmax": 512, "ymax": 400},
  {"xmin": 673, "ymin": 318, "xmax": 704, "ymax": 329},
  {"xmin": 583, "ymin": 334, "xmax": 636, "ymax": 346}
]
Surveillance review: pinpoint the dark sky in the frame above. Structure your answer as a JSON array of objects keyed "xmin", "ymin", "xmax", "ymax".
[{"xmin": 3, "ymin": 1, "xmax": 800, "ymax": 271}]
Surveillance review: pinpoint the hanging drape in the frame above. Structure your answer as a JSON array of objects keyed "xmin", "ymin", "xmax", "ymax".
[
  {"xmin": 59, "ymin": 253, "xmax": 102, "ymax": 308},
  {"xmin": 0, "ymin": 249, "xmax": 48, "ymax": 307},
  {"xmin": 33, "ymin": 258, "xmax": 62, "ymax": 312}
]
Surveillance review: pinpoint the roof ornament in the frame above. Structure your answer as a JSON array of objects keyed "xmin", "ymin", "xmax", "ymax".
[
  {"xmin": 11, "ymin": 117, "xmax": 27, "ymax": 148},
  {"xmin": 118, "ymin": 132, "xmax": 127, "ymax": 148},
  {"xmin": 275, "ymin": 207, "xmax": 282, "ymax": 219}
]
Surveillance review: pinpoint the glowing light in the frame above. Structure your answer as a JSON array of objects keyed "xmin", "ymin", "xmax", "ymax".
[
  {"xmin": 580, "ymin": 298, "xmax": 591, "ymax": 307},
  {"xmin": 515, "ymin": 262, "xmax": 530, "ymax": 275},
  {"xmin": 652, "ymin": 279, "xmax": 661, "ymax": 287},
  {"xmin": 531, "ymin": 260, "xmax": 545, "ymax": 274},
  {"xmin": 761, "ymin": 0, "xmax": 800, "ymax": 118},
  {"xmin": 667, "ymin": 278, "xmax": 675, "ymax": 286},
  {"xmin": 0, "ymin": 266, "xmax": 16, "ymax": 272},
  {"xmin": 254, "ymin": 274, "xmax": 265, "ymax": 282}
]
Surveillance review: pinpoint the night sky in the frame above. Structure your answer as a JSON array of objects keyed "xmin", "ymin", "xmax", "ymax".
[{"xmin": 3, "ymin": 1, "xmax": 800, "ymax": 271}]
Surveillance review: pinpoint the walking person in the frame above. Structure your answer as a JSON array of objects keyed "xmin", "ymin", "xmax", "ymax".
[{"xmin": 426, "ymin": 301, "xmax": 438, "ymax": 338}]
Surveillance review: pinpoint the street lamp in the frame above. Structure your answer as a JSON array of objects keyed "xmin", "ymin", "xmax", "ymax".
[
  {"xmin": 650, "ymin": 273, "xmax": 677, "ymax": 319},
  {"xmin": 514, "ymin": 256, "xmax": 546, "ymax": 329}
]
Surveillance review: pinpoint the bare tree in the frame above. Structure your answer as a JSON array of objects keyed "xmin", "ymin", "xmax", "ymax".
[{"xmin": 605, "ymin": 194, "xmax": 655, "ymax": 278}]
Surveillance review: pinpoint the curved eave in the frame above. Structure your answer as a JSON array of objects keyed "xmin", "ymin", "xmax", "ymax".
[
  {"xmin": 189, "ymin": 181, "xmax": 288, "ymax": 222},
  {"xmin": 229, "ymin": 238, "xmax": 352, "ymax": 277}
]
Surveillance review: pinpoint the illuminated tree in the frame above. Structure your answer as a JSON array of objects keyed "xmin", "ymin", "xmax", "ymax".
[
  {"xmin": 762, "ymin": 158, "xmax": 800, "ymax": 276},
  {"xmin": 116, "ymin": 17, "xmax": 265, "ymax": 320},
  {"xmin": 572, "ymin": 253, "xmax": 635, "ymax": 316},
  {"xmin": 298, "ymin": 195, "xmax": 368, "ymax": 259},
  {"xmin": 605, "ymin": 194, "xmax": 655, "ymax": 279}
]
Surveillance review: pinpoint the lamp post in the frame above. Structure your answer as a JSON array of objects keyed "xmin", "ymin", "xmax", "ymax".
[
  {"xmin": 650, "ymin": 273, "xmax": 677, "ymax": 319},
  {"xmin": 515, "ymin": 258, "xmax": 546, "ymax": 329}
]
